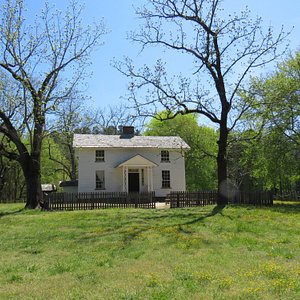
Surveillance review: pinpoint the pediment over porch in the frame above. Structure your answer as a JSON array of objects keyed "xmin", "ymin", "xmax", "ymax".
[{"xmin": 116, "ymin": 154, "xmax": 158, "ymax": 168}]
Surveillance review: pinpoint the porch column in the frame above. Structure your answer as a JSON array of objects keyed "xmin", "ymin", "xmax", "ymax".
[
  {"xmin": 150, "ymin": 167, "xmax": 154, "ymax": 191},
  {"xmin": 147, "ymin": 167, "xmax": 154, "ymax": 192},
  {"xmin": 123, "ymin": 166, "xmax": 128, "ymax": 192},
  {"xmin": 147, "ymin": 167, "xmax": 151, "ymax": 192}
]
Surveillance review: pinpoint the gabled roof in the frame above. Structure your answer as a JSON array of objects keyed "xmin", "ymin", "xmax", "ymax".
[
  {"xmin": 73, "ymin": 134, "xmax": 190, "ymax": 150},
  {"xmin": 59, "ymin": 180, "xmax": 78, "ymax": 187},
  {"xmin": 116, "ymin": 154, "xmax": 158, "ymax": 168}
]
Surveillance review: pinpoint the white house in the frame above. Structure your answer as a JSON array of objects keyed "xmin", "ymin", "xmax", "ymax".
[{"xmin": 73, "ymin": 127, "xmax": 190, "ymax": 198}]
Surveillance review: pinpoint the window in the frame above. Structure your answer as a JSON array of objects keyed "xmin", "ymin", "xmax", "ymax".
[
  {"xmin": 96, "ymin": 170, "xmax": 105, "ymax": 189},
  {"xmin": 161, "ymin": 150, "xmax": 170, "ymax": 162},
  {"xmin": 162, "ymin": 170, "xmax": 170, "ymax": 188},
  {"xmin": 95, "ymin": 150, "xmax": 105, "ymax": 162}
]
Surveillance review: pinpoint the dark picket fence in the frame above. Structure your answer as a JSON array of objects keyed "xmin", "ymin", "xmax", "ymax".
[
  {"xmin": 44, "ymin": 192, "xmax": 156, "ymax": 211},
  {"xmin": 0, "ymin": 198, "xmax": 26, "ymax": 203},
  {"xmin": 230, "ymin": 191, "xmax": 273, "ymax": 206},
  {"xmin": 168, "ymin": 190, "xmax": 273, "ymax": 208},
  {"xmin": 168, "ymin": 191, "xmax": 218, "ymax": 208},
  {"xmin": 273, "ymin": 191, "xmax": 300, "ymax": 201}
]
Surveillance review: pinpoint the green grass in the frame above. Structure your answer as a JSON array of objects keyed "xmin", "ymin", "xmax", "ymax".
[{"xmin": 0, "ymin": 203, "xmax": 300, "ymax": 299}]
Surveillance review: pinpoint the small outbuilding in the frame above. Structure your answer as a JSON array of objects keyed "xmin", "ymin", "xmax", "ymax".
[{"xmin": 59, "ymin": 180, "xmax": 78, "ymax": 194}]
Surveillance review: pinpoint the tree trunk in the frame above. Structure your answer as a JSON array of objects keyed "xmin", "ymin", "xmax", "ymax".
[
  {"xmin": 69, "ymin": 146, "xmax": 77, "ymax": 181},
  {"xmin": 21, "ymin": 154, "xmax": 43, "ymax": 209},
  {"xmin": 217, "ymin": 118, "xmax": 229, "ymax": 206}
]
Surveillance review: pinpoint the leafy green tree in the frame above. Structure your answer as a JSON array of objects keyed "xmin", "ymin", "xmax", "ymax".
[
  {"xmin": 42, "ymin": 137, "xmax": 68, "ymax": 188},
  {"xmin": 239, "ymin": 51, "xmax": 300, "ymax": 192},
  {"xmin": 227, "ymin": 130, "xmax": 257, "ymax": 192},
  {"xmin": 0, "ymin": 133, "xmax": 67, "ymax": 201},
  {"xmin": 252, "ymin": 129, "xmax": 299, "ymax": 192},
  {"xmin": 144, "ymin": 112, "xmax": 217, "ymax": 190},
  {"xmin": 0, "ymin": 146, "xmax": 25, "ymax": 201},
  {"xmin": 0, "ymin": 133, "xmax": 26, "ymax": 201},
  {"xmin": 116, "ymin": 0, "xmax": 288, "ymax": 204},
  {"xmin": 245, "ymin": 51, "xmax": 300, "ymax": 145},
  {"xmin": 0, "ymin": 0, "xmax": 106, "ymax": 208},
  {"xmin": 228, "ymin": 128, "xmax": 299, "ymax": 193}
]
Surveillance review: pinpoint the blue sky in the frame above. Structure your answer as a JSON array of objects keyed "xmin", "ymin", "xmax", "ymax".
[{"xmin": 27, "ymin": 0, "xmax": 300, "ymax": 111}]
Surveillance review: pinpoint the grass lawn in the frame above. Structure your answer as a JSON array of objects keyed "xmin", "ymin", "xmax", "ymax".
[{"xmin": 0, "ymin": 203, "xmax": 300, "ymax": 300}]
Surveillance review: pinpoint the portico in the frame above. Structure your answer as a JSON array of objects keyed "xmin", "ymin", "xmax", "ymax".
[{"xmin": 116, "ymin": 154, "xmax": 158, "ymax": 193}]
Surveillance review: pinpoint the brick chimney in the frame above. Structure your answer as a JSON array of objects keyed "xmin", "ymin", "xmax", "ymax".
[{"xmin": 120, "ymin": 126, "xmax": 135, "ymax": 138}]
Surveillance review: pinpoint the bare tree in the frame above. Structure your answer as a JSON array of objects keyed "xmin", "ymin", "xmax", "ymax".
[
  {"xmin": 0, "ymin": 0, "xmax": 106, "ymax": 208},
  {"xmin": 116, "ymin": 0, "xmax": 289, "ymax": 204},
  {"xmin": 48, "ymin": 94, "xmax": 87, "ymax": 181},
  {"xmin": 48, "ymin": 100, "xmax": 137, "ymax": 182},
  {"xmin": 91, "ymin": 103, "xmax": 138, "ymax": 134}
]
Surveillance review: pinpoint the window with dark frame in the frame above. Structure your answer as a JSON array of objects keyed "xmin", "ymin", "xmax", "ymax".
[
  {"xmin": 162, "ymin": 170, "xmax": 170, "ymax": 188},
  {"xmin": 95, "ymin": 170, "xmax": 105, "ymax": 189},
  {"xmin": 161, "ymin": 150, "xmax": 170, "ymax": 162},
  {"xmin": 95, "ymin": 150, "xmax": 105, "ymax": 162}
]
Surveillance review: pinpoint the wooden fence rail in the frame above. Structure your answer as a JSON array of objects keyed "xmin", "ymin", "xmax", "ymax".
[
  {"xmin": 273, "ymin": 191, "xmax": 300, "ymax": 201},
  {"xmin": 231, "ymin": 191, "xmax": 273, "ymax": 206},
  {"xmin": 168, "ymin": 191, "xmax": 218, "ymax": 208},
  {"xmin": 44, "ymin": 192, "xmax": 156, "ymax": 211},
  {"xmin": 168, "ymin": 191, "xmax": 273, "ymax": 208},
  {"xmin": 0, "ymin": 198, "xmax": 26, "ymax": 204}
]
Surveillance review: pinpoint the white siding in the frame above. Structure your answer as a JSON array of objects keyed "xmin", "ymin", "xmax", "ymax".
[{"xmin": 77, "ymin": 147, "xmax": 186, "ymax": 197}]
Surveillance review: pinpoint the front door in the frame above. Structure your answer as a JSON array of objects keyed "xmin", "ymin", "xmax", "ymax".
[{"xmin": 128, "ymin": 173, "xmax": 140, "ymax": 192}]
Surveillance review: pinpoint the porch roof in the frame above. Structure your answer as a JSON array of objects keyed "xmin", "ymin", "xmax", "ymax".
[{"xmin": 116, "ymin": 154, "xmax": 158, "ymax": 168}]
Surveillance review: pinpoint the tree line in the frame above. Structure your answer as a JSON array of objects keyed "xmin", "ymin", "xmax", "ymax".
[{"xmin": 0, "ymin": 0, "xmax": 299, "ymax": 208}]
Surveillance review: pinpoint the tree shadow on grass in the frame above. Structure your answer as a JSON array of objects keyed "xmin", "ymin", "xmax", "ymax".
[
  {"xmin": 106, "ymin": 205, "xmax": 226, "ymax": 249},
  {"xmin": 229, "ymin": 202, "xmax": 300, "ymax": 214},
  {"xmin": 266, "ymin": 202, "xmax": 300, "ymax": 214},
  {"xmin": 72, "ymin": 205, "xmax": 227, "ymax": 249},
  {"xmin": 121, "ymin": 204, "xmax": 228, "ymax": 229},
  {"xmin": 182, "ymin": 204, "xmax": 227, "ymax": 226},
  {"xmin": 0, "ymin": 208, "xmax": 25, "ymax": 219},
  {"xmin": 117, "ymin": 205, "xmax": 227, "ymax": 245}
]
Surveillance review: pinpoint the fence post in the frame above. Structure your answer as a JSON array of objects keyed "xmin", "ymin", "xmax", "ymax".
[
  {"xmin": 44, "ymin": 195, "xmax": 50, "ymax": 210},
  {"xmin": 91, "ymin": 193, "xmax": 94, "ymax": 210},
  {"xmin": 269, "ymin": 191, "xmax": 273, "ymax": 206}
]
